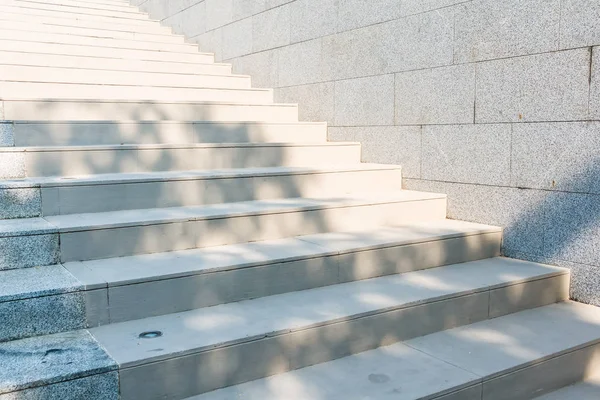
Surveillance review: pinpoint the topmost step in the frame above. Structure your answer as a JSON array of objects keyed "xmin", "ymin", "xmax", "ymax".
[{"xmin": 6, "ymin": 0, "xmax": 140, "ymax": 13}]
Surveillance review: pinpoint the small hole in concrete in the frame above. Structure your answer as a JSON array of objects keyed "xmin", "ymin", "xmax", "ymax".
[{"xmin": 139, "ymin": 331, "xmax": 163, "ymax": 339}]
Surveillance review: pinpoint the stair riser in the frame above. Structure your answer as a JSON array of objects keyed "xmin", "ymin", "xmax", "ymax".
[
  {"xmin": 115, "ymin": 274, "xmax": 569, "ymax": 400},
  {"xmin": 0, "ymin": 21, "xmax": 185, "ymax": 44},
  {"xmin": 0, "ymin": 51, "xmax": 230, "ymax": 75},
  {"xmin": 478, "ymin": 343, "xmax": 600, "ymax": 400},
  {"xmin": 0, "ymin": 66, "xmax": 250, "ymax": 89},
  {"xmin": 0, "ymin": 101, "xmax": 298, "ymax": 122},
  {"xmin": 0, "ymin": 5, "xmax": 153, "ymax": 23},
  {"xmin": 6, "ymin": 0, "xmax": 140, "ymax": 13},
  {"xmin": 0, "ymin": 30, "xmax": 197, "ymax": 53},
  {"xmin": 0, "ymin": 40, "xmax": 213, "ymax": 63},
  {"xmin": 95, "ymin": 232, "xmax": 502, "ymax": 324},
  {"xmin": 0, "ymin": 12, "xmax": 171, "ymax": 34},
  {"xmin": 3, "ymin": 169, "xmax": 402, "ymax": 218},
  {"xmin": 0, "ymin": 82, "xmax": 271, "ymax": 103},
  {"xmin": 0, "ymin": 145, "xmax": 358, "ymax": 179},
  {"xmin": 11, "ymin": 122, "xmax": 326, "ymax": 147}
]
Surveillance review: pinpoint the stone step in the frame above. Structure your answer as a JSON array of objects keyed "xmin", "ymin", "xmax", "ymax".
[
  {"xmin": 0, "ymin": 39, "xmax": 214, "ymax": 63},
  {"xmin": 91, "ymin": 259, "xmax": 568, "ymax": 400},
  {"xmin": 0, "ymin": 100, "xmax": 298, "ymax": 122},
  {"xmin": 5, "ymin": 121, "xmax": 327, "ymax": 147},
  {"xmin": 0, "ymin": 190, "xmax": 447, "ymax": 269},
  {"xmin": 534, "ymin": 379, "xmax": 600, "ymax": 399},
  {"xmin": 0, "ymin": 82, "xmax": 273, "ymax": 103},
  {"xmin": 0, "ymin": 142, "xmax": 357, "ymax": 179},
  {"xmin": 0, "ymin": 20, "xmax": 186, "ymax": 44},
  {"xmin": 0, "ymin": 51, "xmax": 231, "ymax": 75},
  {"xmin": 0, "ymin": 220, "xmax": 501, "ymax": 341},
  {"xmin": 0, "ymin": 4, "xmax": 154, "ymax": 23},
  {"xmin": 190, "ymin": 301, "xmax": 600, "ymax": 400},
  {"xmin": 0, "ymin": 164, "xmax": 402, "ymax": 217},
  {"xmin": 0, "ymin": 10, "xmax": 171, "ymax": 34},
  {"xmin": 0, "ymin": 28, "xmax": 199, "ymax": 53},
  {"xmin": 0, "ymin": 64, "xmax": 251, "ymax": 90},
  {"xmin": 4, "ymin": 0, "xmax": 139, "ymax": 12}
]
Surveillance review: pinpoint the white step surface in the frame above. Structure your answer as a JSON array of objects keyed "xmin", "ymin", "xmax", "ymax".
[
  {"xmin": 88, "ymin": 258, "xmax": 568, "ymax": 399},
  {"xmin": 9, "ymin": 121, "xmax": 327, "ymax": 146},
  {"xmin": 0, "ymin": 4, "xmax": 155, "ymax": 24},
  {"xmin": 0, "ymin": 100, "xmax": 298, "ymax": 121},
  {"xmin": 191, "ymin": 301, "xmax": 600, "ymax": 400},
  {"xmin": 4, "ymin": 0, "xmax": 139, "ymax": 12},
  {"xmin": 0, "ymin": 65, "xmax": 251, "ymax": 89},
  {"xmin": 0, "ymin": 82, "xmax": 272, "ymax": 103},
  {"xmin": 0, "ymin": 51, "xmax": 231, "ymax": 75}
]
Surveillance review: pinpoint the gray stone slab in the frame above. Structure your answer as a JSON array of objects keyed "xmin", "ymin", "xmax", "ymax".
[
  {"xmin": 395, "ymin": 64, "xmax": 476, "ymax": 125},
  {"xmin": 189, "ymin": 340, "xmax": 479, "ymax": 400},
  {"xmin": 0, "ymin": 291, "xmax": 86, "ymax": 342},
  {"xmin": 483, "ymin": 343, "xmax": 600, "ymax": 400},
  {"xmin": 0, "ymin": 371, "xmax": 119, "ymax": 400},
  {"xmin": 543, "ymin": 192, "xmax": 600, "ymax": 267},
  {"xmin": 511, "ymin": 122, "xmax": 600, "ymax": 193},
  {"xmin": 406, "ymin": 302, "xmax": 600, "ymax": 380},
  {"xmin": 476, "ymin": 48, "xmax": 590, "ymax": 123},
  {"xmin": 454, "ymin": 0, "xmax": 560, "ymax": 63},
  {"xmin": 84, "ymin": 289, "xmax": 109, "ymax": 328},
  {"xmin": 0, "ymin": 187, "xmax": 41, "ymax": 219},
  {"xmin": 278, "ymin": 38, "xmax": 322, "ymax": 86},
  {"xmin": 205, "ymin": 0, "xmax": 233, "ymax": 31},
  {"xmin": 290, "ymin": 0, "xmax": 336, "ymax": 42},
  {"xmin": 337, "ymin": 0, "xmax": 402, "ymax": 32},
  {"xmin": 90, "ymin": 258, "xmax": 562, "ymax": 369},
  {"xmin": 591, "ymin": 47, "xmax": 600, "ymax": 120},
  {"xmin": 0, "ymin": 234, "xmax": 59, "ymax": 271},
  {"xmin": 328, "ymin": 126, "xmax": 421, "ymax": 178},
  {"xmin": 562, "ymin": 260, "xmax": 600, "ymax": 306},
  {"xmin": 0, "ymin": 122, "xmax": 14, "ymax": 146},
  {"xmin": 0, "ymin": 330, "xmax": 117, "ymax": 394},
  {"xmin": 230, "ymin": 49, "xmax": 278, "ymax": 87},
  {"xmin": 0, "ymin": 152, "xmax": 25, "ymax": 179},
  {"xmin": 421, "ymin": 124, "xmax": 511, "ymax": 185},
  {"xmin": 0, "ymin": 265, "xmax": 82, "ymax": 302},
  {"xmin": 334, "ymin": 74, "xmax": 395, "ymax": 126},
  {"xmin": 400, "ymin": 0, "xmax": 468, "ymax": 16},
  {"xmin": 275, "ymin": 82, "xmax": 335, "ymax": 124},
  {"xmin": 252, "ymin": 4, "xmax": 290, "ymax": 52},
  {"xmin": 221, "ymin": 17, "xmax": 252, "ymax": 59},
  {"xmin": 560, "ymin": 0, "xmax": 600, "ymax": 48},
  {"xmin": 403, "ymin": 179, "xmax": 548, "ymax": 258},
  {"xmin": 233, "ymin": 0, "xmax": 267, "ymax": 20},
  {"xmin": 535, "ymin": 380, "xmax": 600, "ymax": 400}
]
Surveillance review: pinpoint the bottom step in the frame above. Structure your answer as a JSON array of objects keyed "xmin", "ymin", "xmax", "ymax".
[{"xmin": 193, "ymin": 302, "xmax": 600, "ymax": 400}]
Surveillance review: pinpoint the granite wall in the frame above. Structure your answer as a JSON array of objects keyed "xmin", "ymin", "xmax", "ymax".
[{"xmin": 130, "ymin": 0, "xmax": 600, "ymax": 306}]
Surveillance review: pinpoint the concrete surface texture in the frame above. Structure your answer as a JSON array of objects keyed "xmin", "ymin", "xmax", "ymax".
[{"xmin": 132, "ymin": 0, "xmax": 600, "ymax": 306}]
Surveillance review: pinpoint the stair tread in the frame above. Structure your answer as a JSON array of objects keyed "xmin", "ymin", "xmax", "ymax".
[
  {"xmin": 0, "ymin": 264, "xmax": 81, "ymax": 302},
  {"xmin": 0, "ymin": 164, "xmax": 399, "ymax": 189},
  {"xmin": 534, "ymin": 380, "xmax": 600, "ymax": 399},
  {"xmin": 188, "ymin": 301, "xmax": 600, "ymax": 400},
  {"xmin": 89, "ymin": 257, "xmax": 566, "ymax": 368},
  {"xmin": 63, "ymin": 219, "xmax": 501, "ymax": 289}
]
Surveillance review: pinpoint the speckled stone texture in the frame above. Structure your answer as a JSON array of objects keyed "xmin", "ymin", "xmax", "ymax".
[
  {"xmin": 0, "ymin": 188, "xmax": 42, "ymax": 219},
  {"xmin": 0, "ymin": 330, "xmax": 117, "ymax": 396},
  {"xmin": 0, "ymin": 372, "xmax": 118, "ymax": 400},
  {"xmin": 0, "ymin": 122, "xmax": 14, "ymax": 147},
  {"xmin": 0, "ymin": 152, "xmax": 25, "ymax": 179},
  {"xmin": 0, "ymin": 235, "xmax": 59, "ymax": 271}
]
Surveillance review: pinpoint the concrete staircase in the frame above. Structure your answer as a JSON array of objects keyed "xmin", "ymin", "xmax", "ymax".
[{"xmin": 0, "ymin": 0, "xmax": 599, "ymax": 399}]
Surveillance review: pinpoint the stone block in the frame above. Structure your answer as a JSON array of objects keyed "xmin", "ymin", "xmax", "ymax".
[
  {"xmin": 0, "ymin": 187, "xmax": 41, "ymax": 219},
  {"xmin": 278, "ymin": 39, "xmax": 322, "ymax": 86},
  {"xmin": 328, "ymin": 126, "xmax": 421, "ymax": 178},
  {"xmin": 252, "ymin": 4, "xmax": 290, "ymax": 52},
  {"xmin": 0, "ymin": 234, "xmax": 59, "ymax": 271},
  {"xmin": 334, "ymin": 74, "xmax": 395, "ymax": 126},
  {"xmin": 561, "ymin": 260, "xmax": 600, "ymax": 306},
  {"xmin": 163, "ymin": 1, "xmax": 207, "ymax": 38},
  {"xmin": 395, "ymin": 64, "xmax": 476, "ymax": 125},
  {"xmin": 454, "ymin": 0, "xmax": 560, "ymax": 63},
  {"xmin": 206, "ymin": 0, "xmax": 233, "ymax": 31},
  {"xmin": 560, "ymin": 0, "xmax": 600, "ymax": 48},
  {"xmin": 275, "ymin": 82, "xmax": 335, "ymax": 124},
  {"xmin": 231, "ymin": 49, "xmax": 278, "ymax": 87},
  {"xmin": 191, "ymin": 28, "xmax": 223, "ymax": 59},
  {"xmin": 476, "ymin": 48, "xmax": 590, "ymax": 123},
  {"xmin": 233, "ymin": 0, "xmax": 267, "ymax": 20},
  {"xmin": 511, "ymin": 122, "xmax": 600, "ymax": 193},
  {"xmin": 0, "ymin": 122, "xmax": 13, "ymax": 146},
  {"xmin": 421, "ymin": 124, "xmax": 511, "ymax": 185},
  {"xmin": 337, "ymin": 0, "xmax": 402, "ymax": 32},
  {"xmin": 222, "ymin": 17, "xmax": 253, "ymax": 59},
  {"xmin": 591, "ymin": 47, "xmax": 600, "ymax": 120},
  {"xmin": 400, "ymin": 0, "xmax": 468, "ymax": 16},
  {"xmin": 290, "ymin": 0, "xmax": 336, "ymax": 43},
  {"xmin": 0, "ymin": 152, "xmax": 25, "ymax": 179}
]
